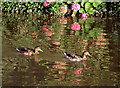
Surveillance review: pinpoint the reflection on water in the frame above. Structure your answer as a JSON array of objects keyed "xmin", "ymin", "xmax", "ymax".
[{"xmin": 2, "ymin": 13, "xmax": 119, "ymax": 86}]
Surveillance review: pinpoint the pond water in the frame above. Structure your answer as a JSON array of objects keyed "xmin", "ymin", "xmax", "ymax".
[{"xmin": 2, "ymin": 13, "xmax": 119, "ymax": 86}]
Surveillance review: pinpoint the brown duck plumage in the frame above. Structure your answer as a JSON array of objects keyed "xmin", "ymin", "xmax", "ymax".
[{"xmin": 16, "ymin": 46, "xmax": 43, "ymax": 56}]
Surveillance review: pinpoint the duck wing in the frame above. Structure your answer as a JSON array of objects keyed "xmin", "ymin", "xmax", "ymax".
[
  {"xmin": 74, "ymin": 54, "xmax": 82, "ymax": 57},
  {"xmin": 16, "ymin": 48, "xmax": 34, "ymax": 53},
  {"xmin": 64, "ymin": 52, "xmax": 77, "ymax": 58}
]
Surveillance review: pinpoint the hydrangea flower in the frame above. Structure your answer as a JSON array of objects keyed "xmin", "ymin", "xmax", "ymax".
[
  {"xmin": 81, "ymin": 17, "xmax": 87, "ymax": 21},
  {"xmin": 71, "ymin": 22, "xmax": 81, "ymax": 30},
  {"xmin": 43, "ymin": 1, "xmax": 49, "ymax": 7},
  {"xmin": 71, "ymin": 3, "xmax": 80, "ymax": 12},
  {"xmin": 81, "ymin": 13, "xmax": 87, "ymax": 18}
]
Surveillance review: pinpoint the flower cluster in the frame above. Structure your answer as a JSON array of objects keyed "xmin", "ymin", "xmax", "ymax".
[
  {"xmin": 43, "ymin": 1, "xmax": 88, "ymax": 20},
  {"xmin": 71, "ymin": 22, "xmax": 81, "ymax": 30},
  {"xmin": 71, "ymin": 3, "xmax": 80, "ymax": 12},
  {"xmin": 43, "ymin": 1, "xmax": 49, "ymax": 7},
  {"xmin": 81, "ymin": 13, "xmax": 88, "ymax": 21},
  {"xmin": 81, "ymin": 13, "xmax": 87, "ymax": 18}
]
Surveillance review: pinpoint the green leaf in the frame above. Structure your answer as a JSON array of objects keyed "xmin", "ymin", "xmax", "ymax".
[
  {"xmin": 79, "ymin": 8, "xmax": 85, "ymax": 13},
  {"xmin": 85, "ymin": 18, "xmax": 94, "ymax": 23},
  {"xmin": 88, "ymin": 8, "xmax": 94, "ymax": 14},
  {"xmin": 30, "ymin": 9, "xmax": 32, "ymax": 12},
  {"xmin": 85, "ymin": 2, "xmax": 92, "ymax": 12},
  {"xmin": 118, "ymin": 7, "xmax": 120, "ymax": 11},
  {"xmin": 75, "ymin": 31, "xmax": 79, "ymax": 35},
  {"xmin": 79, "ymin": 19, "xmax": 84, "ymax": 24},
  {"xmin": 81, "ymin": 24, "xmax": 84, "ymax": 30},
  {"xmin": 100, "ymin": 2, "xmax": 106, "ymax": 7},
  {"xmin": 67, "ymin": 1, "xmax": 72, "ymax": 4},
  {"xmin": 93, "ymin": 2, "xmax": 99, "ymax": 7},
  {"xmin": 72, "ymin": 11, "xmax": 77, "ymax": 16},
  {"xmin": 85, "ymin": 23, "xmax": 91, "ymax": 29},
  {"xmin": 81, "ymin": 2, "xmax": 85, "ymax": 7},
  {"xmin": 73, "ymin": 16, "xmax": 77, "ymax": 22}
]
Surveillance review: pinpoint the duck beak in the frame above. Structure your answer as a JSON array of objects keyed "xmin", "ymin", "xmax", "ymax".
[
  {"xmin": 88, "ymin": 53, "xmax": 92, "ymax": 57},
  {"xmin": 39, "ymin": 49, "xmax": 43, "ymax": 52}
]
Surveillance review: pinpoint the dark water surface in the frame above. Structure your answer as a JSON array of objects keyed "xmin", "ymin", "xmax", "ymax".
[{"xmin": 2, "ymin": 13, "xmax": 119, "ymax": 86}]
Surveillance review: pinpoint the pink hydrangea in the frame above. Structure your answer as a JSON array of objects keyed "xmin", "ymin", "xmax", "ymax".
[
  {"xmin": 81, "ymin": 13, "xmax": 87, "ymax": 18},
  {"xmin": 71, "ymin": 22, "xmax": 81, "ymax": 30},
  {"xmin": 81, "ymin": 17, "xmax": 87, "ymax": 21},
  {"xmin": 71, "ymin": 3, "xmax": 80, "ymax": 11},
  {"xmin": 81, "ymin": 13, "xmax": 87, "ymax": 21},
  {"xmin": 43, "ymin": 1, "xmax": 49, "ymax": 7}
]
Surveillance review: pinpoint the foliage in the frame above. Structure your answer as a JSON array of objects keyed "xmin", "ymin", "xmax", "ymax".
[{"xmin": 1, "ymin": 2, "xmax": 120, "ymax": 17}]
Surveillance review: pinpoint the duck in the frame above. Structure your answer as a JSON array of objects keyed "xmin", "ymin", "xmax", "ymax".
[
  {"xmin": 64, "ymin": 51, "xmax": 92, "ymax": 61},
  {"xmin": 16, "ymin": 46, "xmax": 43, "ymax": 56}
]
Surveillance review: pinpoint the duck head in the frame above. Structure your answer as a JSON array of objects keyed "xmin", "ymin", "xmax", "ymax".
[
  {"xmin": 35, "ymin": 46, "xmax": 43, "ymax": 52},
  {"xmin": 83, "ymin": 51, "xmax": 92, "ymax": 57}
]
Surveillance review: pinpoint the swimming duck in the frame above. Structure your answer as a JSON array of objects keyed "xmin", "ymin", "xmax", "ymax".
[
  {"xmin": 16, "ymin": 46, "xmax": 43, "ymax": 56},
  {"xmin": 64, "ymin": 51, "xmax": 92, "ymax": 61}
]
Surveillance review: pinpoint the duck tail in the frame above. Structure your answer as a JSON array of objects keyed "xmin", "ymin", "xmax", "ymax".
[
  {"xmin": 64, "ymin": 52, "xmax": 68, "ymax": 56},
  {"xmin": 16, "ymin": 48, "xmax": 20, "ymax": 52}
]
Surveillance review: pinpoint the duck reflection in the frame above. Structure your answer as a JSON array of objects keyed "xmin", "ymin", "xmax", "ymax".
[{"xmin": 48, "ymin": 60, "xmax": 88, "ymax": 83}]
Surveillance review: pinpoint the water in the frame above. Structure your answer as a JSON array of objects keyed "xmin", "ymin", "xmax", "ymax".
[{"xmin": 2, "ymin": 13, "xmax": 119, "ymax": 86}]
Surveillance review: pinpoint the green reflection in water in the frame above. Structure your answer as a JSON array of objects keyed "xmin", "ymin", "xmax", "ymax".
[{"xmin": 2, "ymin": 13, "xmax": 119, "ymax": 86}]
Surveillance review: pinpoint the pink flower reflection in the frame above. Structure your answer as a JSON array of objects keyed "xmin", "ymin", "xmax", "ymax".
[
  {"xmin": 76, "ymin": 79, "xmax": 81, "ymax": 81},
  {"xmin": 52, "ymin": 41, "xmax": 61, "ymax": 45},
  {"xmin": 45, "ymin": 31, "xmax": 53, "ymax": 36},
  {"xmin": 99, "ymin": 33, "xmax": 107, "ymax": 35},
  {"xmin": 75, "ymin": 68, "xmax": 83, "ymax": 82},
  {"xmin": 97, "ymin": 39, "xmax": 106, "ymax": 41},
  {"xmin": 49, "ymin": 28, "xmax": 54, "ymax": 30},
  {"xmin": 96, "ymin": 51, "xmax": 102, "ymax": 53},
  {"xmin": 46, "ymin": 37, "xmax": 51, "ymax": 40},
  {"xmin": 75, "ymin": 68, "xmax": 83, "ymax": 74},
  {"xmin": 97, "ymin": 36, "xmax": 104, "ymax": 39},
  {"xmin": 43, "ymin": 25, "xmax": 49, "ymax": 28},
  {"xmin": 43, "ymin": 28, "xmax": 49, "ymax": 31},
  {"xmin": 43, "ymin": 1, "xmax": 49, "ymax": 7},
  {"xmin": 71, "ymin": 3, "xmax": 80, "ymax": 11},
  {"xmin": 43, "ymin": 25, "xmax": 49, "ymax": 31},
  {"xmin": 96, "ymin": 42, "xmax": 106, "ymax": 45},
  {"xmin": 71, "ymin": 22, "xmax": 81, "ymax": 30},
  {"xmin": 44, "ymin": 22, "xmax": 47, "ymax": 24}
]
